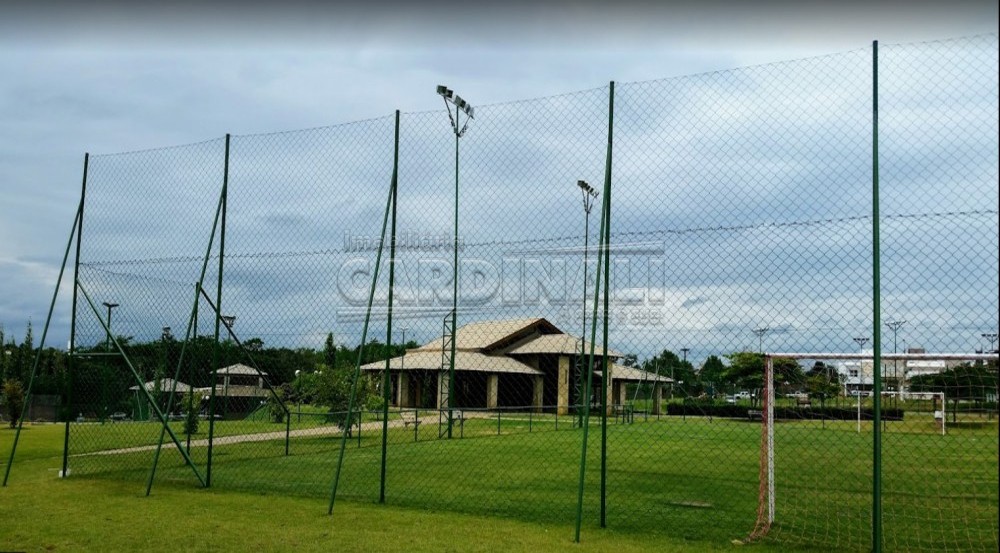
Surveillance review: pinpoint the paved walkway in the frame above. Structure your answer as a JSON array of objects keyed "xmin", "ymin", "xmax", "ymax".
[{"xmin": 76, "ymin": 417, "xmax": 409, "ymax": 456}]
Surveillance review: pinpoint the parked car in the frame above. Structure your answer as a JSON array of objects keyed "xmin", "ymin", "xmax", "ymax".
[
  {"xmin": 734, "ymin": 391, "xmax": 752, "ymax": 400},
  {"xmin": 109, "ymin": 412, "xmax": 129, "ymax": 422},
  {"xmin": 725, "ymin": 395, "xmax": 737, "ymax": 404}
]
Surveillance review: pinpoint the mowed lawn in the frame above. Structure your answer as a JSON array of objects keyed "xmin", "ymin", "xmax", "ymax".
[{"xmin": 2, "ymin": 414, "xmax": 997, "ymax": 552}]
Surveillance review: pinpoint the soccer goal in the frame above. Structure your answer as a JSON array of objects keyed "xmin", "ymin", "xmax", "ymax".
[{"xmin": 748, "ymin": 351, "xmax": 998, "ymax": 551}]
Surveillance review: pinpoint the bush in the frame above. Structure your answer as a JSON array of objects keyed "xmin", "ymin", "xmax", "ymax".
[
  {"xmin": 664, "ymin": 402, "xmax": 904, "ymax": 421},
  {"xmin": 183, "ymin": 389, "xmax": 200, "ymax": 435},
  {"xmin": 267, "ymin": 388, "xmax": 287, "ymax": 423},
  {"xmin": 3, "ymin": 379, "xmax": 26, "ymax": 428}
]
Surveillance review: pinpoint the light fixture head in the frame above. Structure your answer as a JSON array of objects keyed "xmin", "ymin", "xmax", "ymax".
[
  {"xmin": 454, "ymin": 95, "xmax": 465, "ymax": 109},
  {"xmin": 436, "ymin": 85, "xmax": 447, "ymax": 96},
  {"xmin": 467, "ymin": 105, "xmax": 475, "ymax": 118}
]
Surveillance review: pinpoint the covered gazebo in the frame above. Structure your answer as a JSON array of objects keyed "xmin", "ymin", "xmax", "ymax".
[{"xmin": 361, "ymin": 318, "xmax": 664, "ymax": 415}]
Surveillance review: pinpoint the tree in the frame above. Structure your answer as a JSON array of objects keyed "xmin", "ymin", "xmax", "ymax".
[
  {"xmin": 643, "ymin": 349, "xmax": 699, "ymax": 396},
  {"xmin": 910, "ymin": 364, "xmax": 999, "ymax": 419},
  {"xmin": 805, "ymin": 373, "xmax": 840, "ymax": 405},
  {"xmin": 698, "ymin": 355, "xmax": 727, "ymax": 396},
  {"xmin": 324, "ymin": 333, "xmax": 337, "ymax": 369},
  {"xmin": 723, "ymin": 352, "xmax": 804, "ymax": 407},
  {"xmin": 3, "ymin": 379, "xmax": 25, "ymax": 428}
]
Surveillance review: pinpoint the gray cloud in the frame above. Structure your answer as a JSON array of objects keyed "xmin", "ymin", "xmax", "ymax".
[{"xmin": 1, "ymin": 3, "xmax": 996, "ymax": 357}]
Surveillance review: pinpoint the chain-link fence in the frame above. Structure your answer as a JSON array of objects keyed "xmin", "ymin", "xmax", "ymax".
[{"xmin": 7, "ymin": 35, "xmax": 998, "ymax": 551}]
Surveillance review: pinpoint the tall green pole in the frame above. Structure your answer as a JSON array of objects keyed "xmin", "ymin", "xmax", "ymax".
[
  {"xmin": 3, "ymin": 196, "xmax": 83, "ymax": 486},
  {"xmin": 380, "ymin": 110, "xmax": 401, "ymax": 503},
  {"xmin": 147, "ymin": 134, "xmax": 229, "ymax": 493},
  {"xmin": 599, "ymin": 81, "xmax": 615, "ymax": 528},
  {"xmin": 870, "ymin": 40, "xmax": 883, "ymax": 553},
  {"xmin": 207, "ymin": 133, "xmax": 231, "ymax": 488},
  {"xmin": 329, "ymin": 119, "xmax": 398, "ymax": 514},
  {"xmin": 575, "ymin": 82, "xmax": 614, "ymax": 542},
  {"xmin": 448, "ymin": 126, "xmax": 459, "ymax": 439},
  {"xmin": 63, "ymin": 153, "xmax": 88, "ymax": 479}
]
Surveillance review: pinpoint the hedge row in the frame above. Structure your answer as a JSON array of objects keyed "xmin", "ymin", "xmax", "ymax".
[{"xmin": 664, "ymin": 403, "xmax": 905, "ymax": 421}]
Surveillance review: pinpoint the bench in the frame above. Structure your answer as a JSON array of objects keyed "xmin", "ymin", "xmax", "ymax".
[
  {"xmin": 796, "ymin": 396, "xmax": 812, "ymax": 407},
  {"xmin": 400, "ymin": 411, "xmax": 421, "ymax": 428},
  {"xmin": 747, "ymin": 409, "xmax": 763, "ymax": 421}
]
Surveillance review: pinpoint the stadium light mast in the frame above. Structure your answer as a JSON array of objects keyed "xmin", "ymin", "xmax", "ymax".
[
  {"xmin": 753, "ymin": 327, "xmax": 770, "ymax": 353},
  {"xmin": 100, "ymin": 301, "xmax": 119, "ymax": 423},
  {"xmin": 885, "ymin": 320, "xmax": 905, "ymax": 404},
  {"xmin": 576, "ymin": 179, "xmax": 599, "ymax": 423},
  {"xmin": 853, "ymin": 336, "xmax": 869, "ymax": 433},
  {"xmin": 437, "ymin": 85, "xmax": 474, "ymax": 439},
  {"xmin": 982, "ymin": 332, "xmax": 998, "ymax": 353}
]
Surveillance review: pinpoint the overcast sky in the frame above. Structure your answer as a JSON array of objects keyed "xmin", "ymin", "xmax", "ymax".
[{"xmin": 1, "ymin": 1, "xmax": 997, "ymax": 355}]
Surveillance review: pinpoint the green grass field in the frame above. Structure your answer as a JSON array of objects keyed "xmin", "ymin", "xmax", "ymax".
[{"xmin": 3, "ymin": 411, "xmax": 997, "ymax": 552}]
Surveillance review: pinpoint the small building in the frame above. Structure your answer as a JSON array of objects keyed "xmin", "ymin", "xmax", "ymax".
[
  {"xmin": 360, "ymin": 318, "xmax": 669, "ymax": 415},
  {"xmin": 206, "ymin": 364, "xmax": 271, "ymax": 419}
]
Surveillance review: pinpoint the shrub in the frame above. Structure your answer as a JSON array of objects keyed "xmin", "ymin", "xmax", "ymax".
[
  {"xmin": 183, "ymin": 389, "xmax": 200, "ymax": 435},
  {"xmin": 3, "ymin": 379, "xmax": 26, "ymax": 428}
]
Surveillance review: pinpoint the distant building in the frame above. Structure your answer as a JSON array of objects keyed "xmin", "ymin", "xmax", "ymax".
[
  {"xmin": 360, "ymin": 318, "xmax": 669, "ymax": 414},
  {"xmin": 839, "ymin": 347, "xmax": 952, "ymax": 395}
]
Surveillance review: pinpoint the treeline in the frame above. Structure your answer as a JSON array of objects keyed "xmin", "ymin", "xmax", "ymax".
[{"xmin": 0, "ymin": 322, "xmax": 414, "ymax": 396}]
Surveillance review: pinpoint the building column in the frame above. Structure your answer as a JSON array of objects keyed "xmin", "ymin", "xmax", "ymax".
[
  {"xmin": 604, "ymin": 358, "xmax": 614, "ymax": 416},
  {"xmin": 557, "ymin": 356, "xmax": 570, "ymax": 415},
  {"xmin": 651, "ymin": 383, "xmax": 662, "ymax": 415},
  {"xmin": 533, "ymin": 376, "xmax": 544, "ymax": 413},
  {"xmin": 487, "ymin": 374, "xmax": 499, "ymax": 409},
  {"xmin": 617, "ymin": 381, "xmax": 627, "ymax": 406},
  {"xmin": 397, "ymin": 373, "xmax": 410, "ymax": 408}
]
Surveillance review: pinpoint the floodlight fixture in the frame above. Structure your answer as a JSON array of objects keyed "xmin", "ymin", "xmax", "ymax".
[
  {"xmin": 102, "ymin": 302, "xmax": 120, "ymax": 310},
  {"xmin": 752, "ymin": 327, "xmax": 770, "ymax": 353},
  {"xmin": 982, "ymin": 332, "xmax": 998, "ymax": 352},
  {"xmin": 438, "ymin": 84, "xmax": 475, "ymax": 128},
  {"xmin": 577, "ymin": 180, "xmax": 598, "ymax": 198},
  {"xmin": 221, "ymin": 315, "xmax": 236, "ymax": 328}
]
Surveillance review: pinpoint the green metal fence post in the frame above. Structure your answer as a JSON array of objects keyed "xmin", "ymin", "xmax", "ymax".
[
  {"xmin": 328, "ymin": 124, "xmax": 397, "ymax": 515},
  {"xmin": 599, "ymin": 80, "xmax": 615, "ymax": 530},
  {"xmin": 207, "ymin": 133, "xmax": 231, "ymax": 488},
  {"xmin": 379, "ymin": 109, "xmax": 400, "ymax": 504},
  {"xmin": 574, "ymin": 82, "xmax": 615, "ymax": 543},
  {"xmin": 871, "ymin": 39, "xmax": 883, "ymax": 553},
  {"xmin": 3, "ymin": 189, "xmax": 83, "ymax": 486},
  {"xmin": 147, "ymin": 133, "xmax": 229, "ymax": 493},
  {"xmin": 63, "ymin": 152, "xmax": 89, "ymax": 480}
]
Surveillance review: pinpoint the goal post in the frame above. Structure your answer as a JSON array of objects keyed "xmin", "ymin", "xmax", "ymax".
[{"xmin": 748, "ymin": 351, "xmax": 998, "ymax": 547}]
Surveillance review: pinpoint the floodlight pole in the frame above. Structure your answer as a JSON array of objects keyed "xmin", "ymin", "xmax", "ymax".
[
  {"xmin": 101, "ymin": 301, "xmax": 119, "ymax": 423},
  {"xmin": 438, "ymin": 85, "xmax": 474, "ymax": 439},
  {"xmin": 982, "ymin": 332, "xmax": 997, "ymax": 353},
  {"xmin": 753, "ymin": 327, "xmax": 769, "ymax": 354},
  {"xmin": 577, "ymin": 180, "xmax": 598, "ymax": 425},
  {"xmin": 853, "ymin": 337, "xmax": 869, "ymax": 433},
  {"xmin": 885, "ymin": 320, "xmax": 905, "ymax": 404}
]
